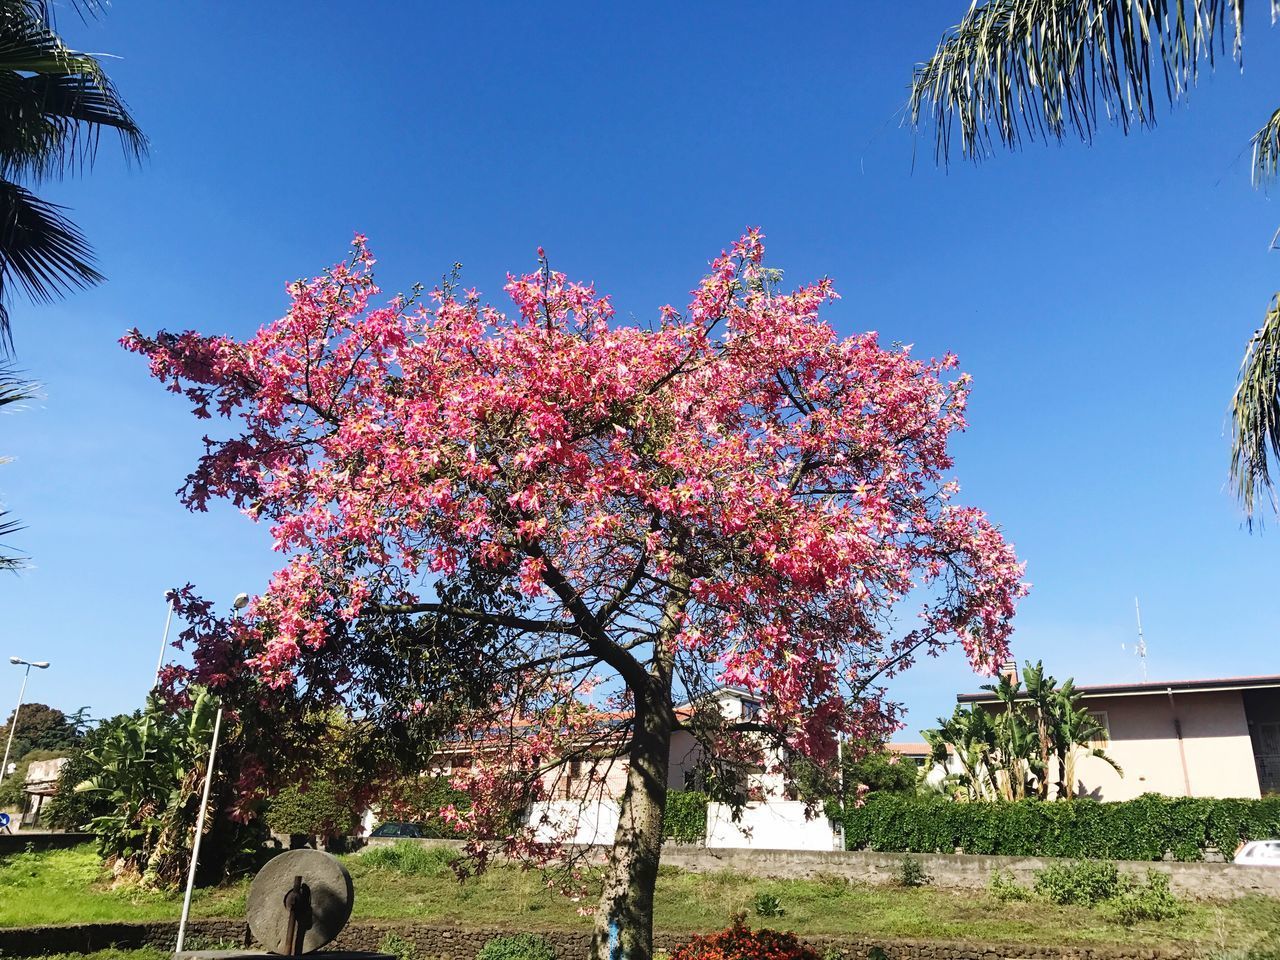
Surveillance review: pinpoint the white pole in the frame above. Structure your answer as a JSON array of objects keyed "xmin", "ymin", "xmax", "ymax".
[
  {"xmin": 0, "ymin": 665, "xmax": 30, "ymax": 787},
  {"xmin": 175, "ymin": 704, "xmax": 223, "ymax": 954},
  {"xmin": 154, "ymin": 597, "xmax": 175, "ymax": 688}
]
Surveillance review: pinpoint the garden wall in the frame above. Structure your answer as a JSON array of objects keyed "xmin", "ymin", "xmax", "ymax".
[
  {"xmin": 377, "ymin": 838, "xmax": 1280, "ymax": 900},
  {"xmin": 0, "ymin": 920, "xmax": 1194, "ymax": 960}
]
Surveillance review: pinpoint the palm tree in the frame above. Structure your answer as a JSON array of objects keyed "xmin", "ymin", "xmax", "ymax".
[
  {"xmin": 923, "ymin": 705, "xmax": 1002, "ymax": 801},
  {"xmin": 980, "ymin": 672, "xmax": 1035, "ymax": 799},
  {"xmin": 909, "ymin": 1, "xmax": 1280, "ymax": 520},
  {"xmin": 0, "ymin": 0, "xmax": 145, "ymax": 352},
  {"xmin": 1051, "ymin": 680, "xmax": 1123, "ymax": 797}
]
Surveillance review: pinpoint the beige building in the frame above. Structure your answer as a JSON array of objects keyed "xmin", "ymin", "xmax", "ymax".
[{"xmin": 958, "ymin": 675, "xmax": 1280, "ymax": 801}]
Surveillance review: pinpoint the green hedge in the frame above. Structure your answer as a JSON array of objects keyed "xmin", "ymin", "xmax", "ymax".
[
  {"xmin": 266, "ymin": 780, "xmax": 358, "ymax": 838},
  {"xmin": 663, "ymin": 790, "xmax": 708, "ymax": 842},
  {"xmin": 837, "ymin": 793, "xmax": 1280, "ymax": 861}
]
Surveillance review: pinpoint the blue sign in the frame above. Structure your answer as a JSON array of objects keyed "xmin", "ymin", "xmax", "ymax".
[{"xmin": 0, "ymin": 812, "xmax": 10, "ymax": 828}]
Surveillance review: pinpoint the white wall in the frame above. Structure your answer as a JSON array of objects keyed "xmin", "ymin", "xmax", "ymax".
[
  {"xmin": 706, "ymin": 800, "xmax": 841, "ymax": 851},
  {"xmin": 527, "ymin": 799, "xmax": 619, "ymax": 845}
]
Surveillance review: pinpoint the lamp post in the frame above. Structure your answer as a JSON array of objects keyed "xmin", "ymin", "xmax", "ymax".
[
  {"xmin": 176, "ymin": 592, "xmax": 248, "ymax": 954},
  {"xmin": 154, "ymin": 592, "xmax": 176, "ymax": 689},
  {"xmin": 0, "ymin": 657, "xmax": 50, "ymax": 786}
]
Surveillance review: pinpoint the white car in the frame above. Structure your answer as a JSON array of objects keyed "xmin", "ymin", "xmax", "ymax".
[{"xmin": 1234, "ymin": 840, "xmax": 1280, "ymax": 865}]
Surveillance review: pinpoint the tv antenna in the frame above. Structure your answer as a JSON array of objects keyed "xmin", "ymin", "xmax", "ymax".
[{"xmin": 1122, "ymin": 596, "xmax": 1149, "ymax": 680}]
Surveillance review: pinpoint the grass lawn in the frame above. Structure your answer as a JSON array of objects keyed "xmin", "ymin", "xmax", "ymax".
[{"xmin": 1, "ymin": 843, "xmax": 1277, "ymax": 953}]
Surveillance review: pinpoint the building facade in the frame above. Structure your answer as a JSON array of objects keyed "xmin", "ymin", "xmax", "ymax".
[{"xmin": 957, "ymin": 675, "xmax": 1280, "ymax": 801}]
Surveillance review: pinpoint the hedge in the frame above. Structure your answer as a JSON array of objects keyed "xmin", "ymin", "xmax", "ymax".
[
  {"xmin": 663, "ymin": 790, "xmax": 708, "ymax": 842},
  {"xmin": 266, "ymin": 780, "xmax": 359, "ymax": 838},
  {"xmin": 837, "ymin": 793, "xmax": 1280, "ymax": 862}
]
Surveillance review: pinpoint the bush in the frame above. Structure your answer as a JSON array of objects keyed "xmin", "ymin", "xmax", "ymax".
[
  {"xmin": 360, "ymin": 840, "xmax": 458, "ymax": 877},
  {"xmin": 1033, "ymin": 860, "xmax": 1121, "ymax": 906},
  {"xmin": 265, "ymin": 780, "xmax": 358, "ymax": 840},
  {"xmin": 671, "ymin": 914, "xmax": 820, "ymax": 960},
  {"xmin": 895, "ymin": 855, "xmax": 930, "ymax": 887},
  {"xmin": 475, "ymin": 933, "xmax": 556, "ymax": 960},
  {"xmin": 752, "ymin": 891, "xmax": 784, "ymax": 917},
  {"xmin": 837, "ymin": 793, "xmax": 1280, "ymax": 861},
  {"xmin": 378, "ymin": 932, "xmax": 424, "ymax": 960},
  {"xmin": 988, "ymin": 868, "xmax": 1031, "ymax": 902},
  {"xmin": 1104, "ymin": 871, "xmax": 1185, "ymax": 925},
  {"xmin": 664, "ymin": 790, "xmax": 709, "ymax": 842}
]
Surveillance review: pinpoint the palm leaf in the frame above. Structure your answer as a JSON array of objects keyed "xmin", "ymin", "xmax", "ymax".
[
  {"xmin": 909, "ymin": 0, "xmax": 1280, "ymax": 164},
  {"xmin": 0, "ymin": 176, "xmax": 101, "ymax": 350},
  {"xmin": 1231, "ymin": 294, "xmax": 1280, "ymax": 519},
  {"xmin": 0, "ymin": 1, "xmax": 145, "ymax": 180},
  {"xmin": 0, "ymin": 510, "xmax": 23, "ymax": 571}
]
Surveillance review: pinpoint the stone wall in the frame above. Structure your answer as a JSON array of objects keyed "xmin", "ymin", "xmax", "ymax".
[
  {"xmin": 0, "ymin": 921, "xmax": 1191, "ymax": 960},
  {"xmin": 374, "ymin": 838, "xmax": 1280, "ymax": 901}
]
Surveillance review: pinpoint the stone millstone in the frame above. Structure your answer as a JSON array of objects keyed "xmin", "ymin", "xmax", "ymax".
[{"xmin": 246, "ymin": 849, "xmax": 354, "ymax": 954}]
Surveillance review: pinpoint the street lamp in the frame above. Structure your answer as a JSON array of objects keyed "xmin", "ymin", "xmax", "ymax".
[{"xmin": 0, "ymin": 657, "xmax": 50, "ymax": 786}]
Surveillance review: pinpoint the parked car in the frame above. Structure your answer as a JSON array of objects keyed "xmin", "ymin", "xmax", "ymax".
[
  {"xmin": 369, "ymin": 821, "xmax": 425, "ymax": 839},
  {"xmin": 1235, "ymin": 840, "xmax": 1280, "ymax": 865}
]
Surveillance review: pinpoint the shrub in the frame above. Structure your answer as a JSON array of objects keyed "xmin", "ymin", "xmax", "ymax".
[
  {"xmin": 265, "ymin": 780, "xmax": 358, "ymax": 840},
  {"xmin": 752, "ymin": 891, "xmax": 784, "ymax": 917},
  {"xmin": 895, "ymin": 854, "xmax": 931, "ymax": 887},
  {"xmin": 1104, "ymin": 871, "xmax": 1184, "ymax": 925},
  {"xmin": 664, "ymin": 790, "xmax": 709, "ymax": 843},
  {"xmin": 988, "ymin": 868, "xmax": 1031, "ymax": 902},
  {"xmin": 671, "ymin": 914, "xmax": 820, "ymax": 960},
  {"xmin": 360, "ymin": 840, "xmax": 458, "ymax": 877},
  {"xmin": 379, "ymin": 932, "xmax": 424, "ymax": 960},
  {"xmin": 837, "ymin": 793, "xmax": 1280, "ymax": 862},
  {"xmin": 475, "ymin": 933, "xmax": 556, "ymax": 960},
  {"xmin": 1033, "ymin": 860, "xmax": 1121, "ymax": 906}
]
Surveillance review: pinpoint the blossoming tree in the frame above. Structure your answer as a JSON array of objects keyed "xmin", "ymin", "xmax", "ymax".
[{"xmin": 125, "ymin": 231, "xmax": 1025, "ymax": 960}]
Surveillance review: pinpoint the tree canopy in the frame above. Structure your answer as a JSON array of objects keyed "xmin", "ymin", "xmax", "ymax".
[{"xmin": 127, "ymin": 231, "xmax": 1025, "ymax": 960}]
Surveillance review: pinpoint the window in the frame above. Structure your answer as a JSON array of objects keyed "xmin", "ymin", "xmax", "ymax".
[
  {"xmin": 1088, "ymin": 711, "xmax": 1111, "ymax": 747},
  {"xmin": 740, "ymin": 700, "xmax": 761, "ymax": 722}
]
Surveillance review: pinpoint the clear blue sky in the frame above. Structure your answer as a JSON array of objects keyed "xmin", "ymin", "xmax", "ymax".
[{"xmin": 1, "ymin": 2, "xmax": 1277, "ymax": 739}]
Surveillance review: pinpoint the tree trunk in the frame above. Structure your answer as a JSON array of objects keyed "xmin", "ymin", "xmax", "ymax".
[{"xmin": 590, "ymin": 697, "xmax": 673, "ymax": 960}]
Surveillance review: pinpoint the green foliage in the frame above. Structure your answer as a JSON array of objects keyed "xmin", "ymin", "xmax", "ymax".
[
  {"xmin": 1033, "ymin": 860, "xmax": 1121, "ymax": 906},
  {"xmin": 663, "ymin": 789, "xmax": 709, "ymax": 842},
  {"xmin": 360, "ymin": 840, "xmax": 459, "ymax": 877},
  {"xmin": 1104, "ymin": 871, "xmax": 1185, "ymax": 925},
  {"xmin": 0, "ymin": 747, "xmax": 63, "ymax": 807},
  {"xmin": 265, "ymin": 780, "xmax": 357, "ymax": 839},
  {"xmin": 988, "ymin": 868, "xmax": 1031, "ymax": 902},
  {"xmin": 378, "ymin": 931, "xmax": 425, "ymax": 960},
  {"xmin": 753, "ymin": 890, "xmax": 784, "ymax": 917},
  {"xmin": 475, "ymin": 933, "xmax": 556, "ymax": 960},
  {"xmin": 388, "ymin": 775, "xmax": 472, "ymax": 839},
  {"xmin": 0, "ymin": 702, "xmax": 87, "ymax": 764},
  {"xmin": 894, "ymin": 855, "xmax": 930, "ymax": 888},
  {"xmin": 69, "ymin": 690, "xmax": 262, "ymax": 887},
  {"xmin": 46, "ymin": 714, "xmax": 124, "ymax": 830},
  {"xmin": 838, "ymin": 793, "xmax": 1280, "ymax": 861}
]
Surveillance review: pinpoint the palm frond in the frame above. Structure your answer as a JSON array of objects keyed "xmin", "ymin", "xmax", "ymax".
[
  {"xmin": 0, "ymin": 1, "xmax": 145, "ymax": 179},
  {"xmin": 1251, "ymin": 108, "xmax": 1280, "ymax": 186},
  {"xmin": 0, "ymin": 510, "xmax": 24, "ymax": 572},
  {"xmin": 0, "ymin": 176, "xmax": 101, "ymax": 350},
  {"xmin": 1231, "ymin": 293, "xmax": 1280, "ymax": 520},
  {"xmin": 0, "ymin": 360, "xmax": 32, "ymax": 407},
  {"xmin": 910, "ymin": 0, "xmax": 1279, "ymax": 165}
]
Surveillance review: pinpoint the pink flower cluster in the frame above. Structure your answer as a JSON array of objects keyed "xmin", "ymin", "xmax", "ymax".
[{"xmin": 125, "ymin": 230, "xmax": 1026, "ymax": 777}]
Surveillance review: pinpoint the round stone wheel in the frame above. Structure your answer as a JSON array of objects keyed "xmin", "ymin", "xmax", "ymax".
[{"xmin": 247, "ymin": 849, "xmax": 354, "ymax": 954}]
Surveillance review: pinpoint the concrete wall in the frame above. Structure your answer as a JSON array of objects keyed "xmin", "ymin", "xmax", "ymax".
[
  {"xmin": 527, "ymin": 798, "xmax": 619, "ymax": 845},
  {"xmin": 706, "ymin": 800, "xmax": 842, "ymax": 851},
  {"xmin": 1077, "ymin": 691, "xmax": 1261, "ymax": 801},
  {"xmin": 390, "ymin": 837, "xmax": 1280, "ymax": 901}
]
